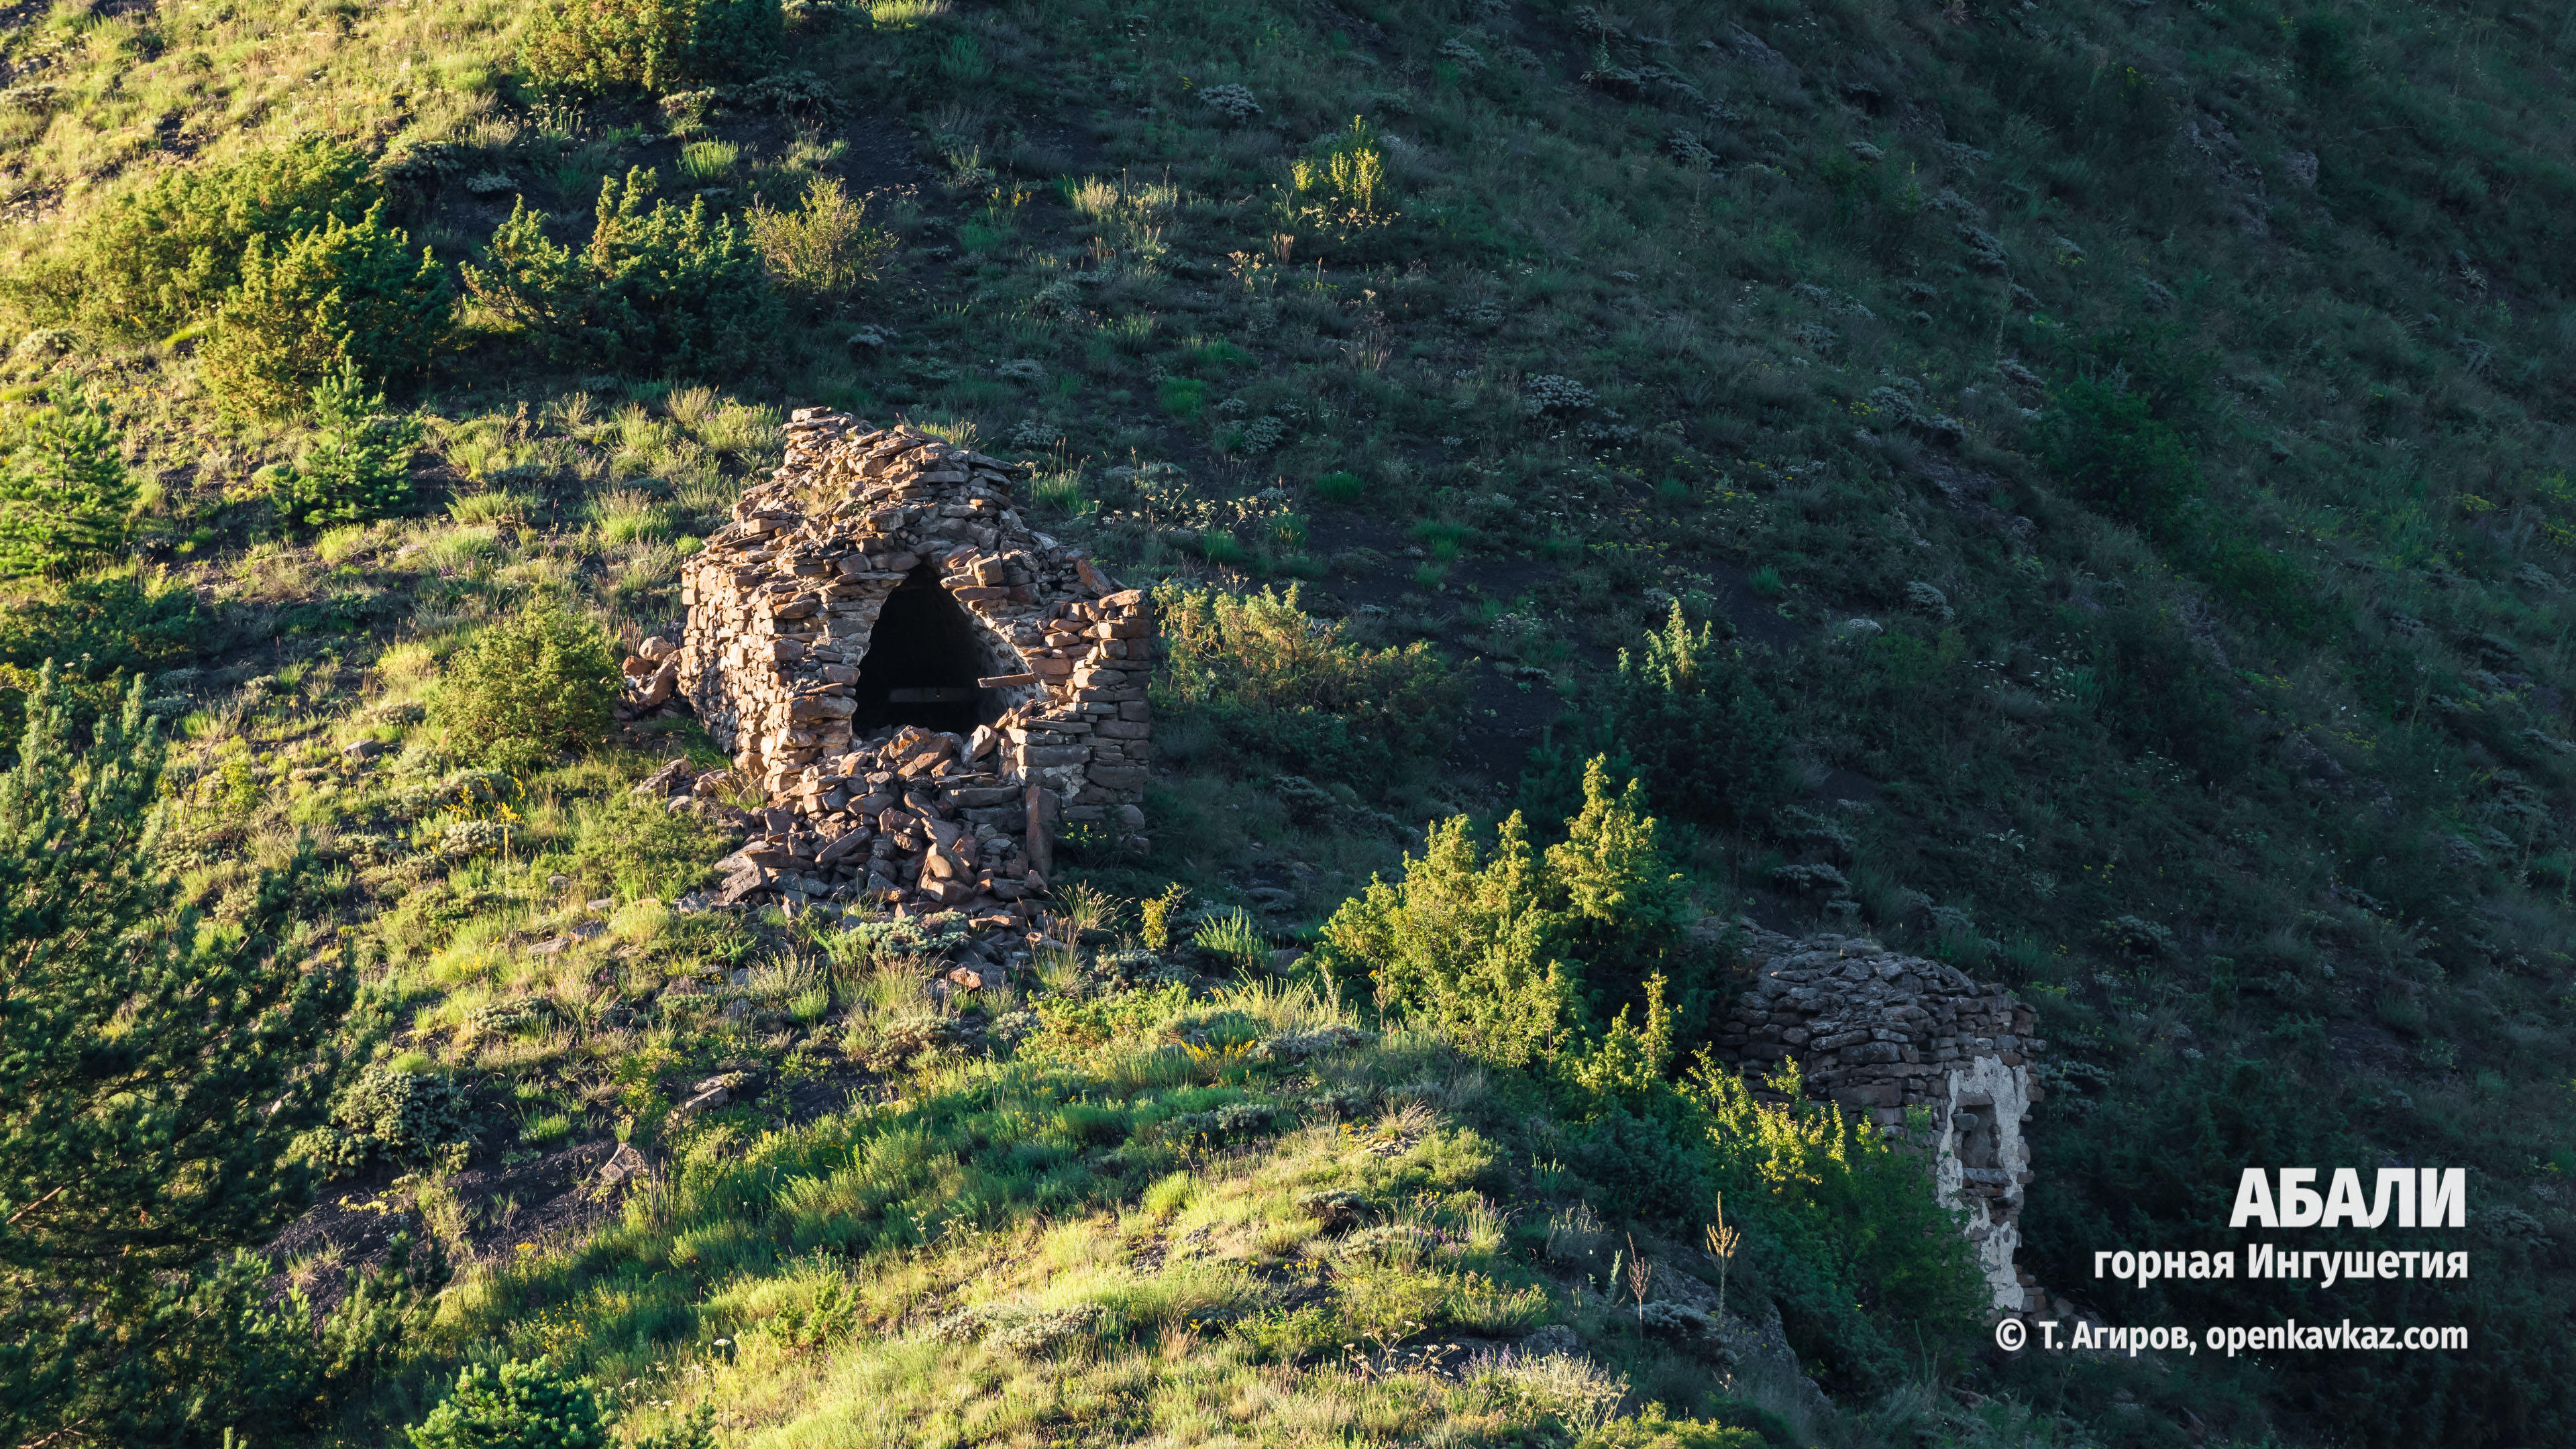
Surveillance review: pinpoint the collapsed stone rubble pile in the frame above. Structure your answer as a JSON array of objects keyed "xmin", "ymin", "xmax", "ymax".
[
  {"xmin": 641, "ymin": 409, "xmax": 1152, "ymax": 916},
  {"xmin": 1713, "ymin": 929, "xmax": 2051, "ymax": 1313}
]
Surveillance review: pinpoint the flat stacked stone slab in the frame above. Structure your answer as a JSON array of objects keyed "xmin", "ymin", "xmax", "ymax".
[
  {"xmin": 673, "ymin": 409, "xmax": 1150, "ymax": 915},
  {"xmin": 1713, "ymin": 928, "xmax": 2051, "ymax": 1314}
]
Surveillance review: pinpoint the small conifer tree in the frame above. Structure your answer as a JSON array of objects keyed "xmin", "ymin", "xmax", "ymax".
[
  {"xmin": 407, "ymin": 1357, "xmax": 609, "ymax": 1449},
  {"xmin": 0, "ymin": 388, "xmax": 136, "ymax": 576},
  {"xmin": 463, "ymin": 167, "xmax": 773, "ymax": 374},
  {"xmin": 264, "ymin": 363, "xmax": 424, "ymax": 533},
  {"xmin": 1317, "ymin": 757, "xmax": 1700, "ymax": 1064},
  {"xmin": 0, "ymin": 667, "xmax": 365, "ymax": 1444},
  {"xmin": 520, "ymin": 0, "xmax": 784, "ymax": 95}
]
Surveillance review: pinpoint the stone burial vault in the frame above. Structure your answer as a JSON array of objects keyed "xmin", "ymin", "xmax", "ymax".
[
  {"xmin": 1714, "ymin": 930, "xmax": 2051, "ymax": 1314},
  {"xmin": 671, "ymin": 409, "xmax": 1152, "ymax": 916}
]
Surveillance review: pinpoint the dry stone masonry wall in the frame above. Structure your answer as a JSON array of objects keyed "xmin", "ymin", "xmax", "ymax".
[
  {"xmin": 671, "ymin": 409, "xmax": 1152, "ymax": 915},
  {"xmin": 1716, "ymin": 930, "xmax": 2050, "ymax": 1313}
]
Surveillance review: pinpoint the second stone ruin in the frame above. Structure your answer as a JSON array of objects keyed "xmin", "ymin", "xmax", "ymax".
[{"xmin": 1714, "ymin": 928, "xmax": 2052, "ymax": 1314}]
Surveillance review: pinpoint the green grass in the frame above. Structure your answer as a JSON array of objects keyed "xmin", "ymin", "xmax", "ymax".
[
  {"xmin": 1313, "ymin": 472, "xmax": 1364, "ymax": 505},
  {"xmin": 679, "ymin": 141, "xmax": 741, "ymax": 186},
  {"xmin": 6, "ymin": 0, "xmax": 2575, "ymax": 1442}
]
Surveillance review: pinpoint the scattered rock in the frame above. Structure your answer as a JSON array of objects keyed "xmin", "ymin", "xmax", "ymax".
[
  {"xmin": 594, "ymin": 1142, "xmax": 652, "ymax": 1189},
  {"xmin": 1519, "ymin": 1324, "xmax": 1584, "ymax": 1356},
  {"xmin": 633, "ymin": 758, "xmax": 698, "ymax": 798},
  {"xmin": 1297, "ymin": 1188, "xmax": 1364, "ymax": 1232}
]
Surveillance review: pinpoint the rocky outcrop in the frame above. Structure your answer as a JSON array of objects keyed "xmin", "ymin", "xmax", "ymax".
[
  {"xmin": 669, "ymin": 409, "xmax": 1152, "ymax": 913},
  {"xmin": 1713, "ymin": 930, "xmax": 2049, "ymax": 1313}
]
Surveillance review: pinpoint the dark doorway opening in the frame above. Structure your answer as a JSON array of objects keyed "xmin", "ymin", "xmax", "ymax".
[{"xmin": 853, "ymin": 565, "xmax": 1002, "ymax": 735}]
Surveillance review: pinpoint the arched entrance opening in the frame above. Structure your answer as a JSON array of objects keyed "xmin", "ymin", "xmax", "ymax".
[{"xmin": 853, "ymin": 564, "xmax": 1006, "ymax": 735}]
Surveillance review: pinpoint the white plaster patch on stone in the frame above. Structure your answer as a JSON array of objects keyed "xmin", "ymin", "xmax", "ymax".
[{"xmin": 1937, "ymin": 1053, "xmax": 2034, "ymax": 1311}]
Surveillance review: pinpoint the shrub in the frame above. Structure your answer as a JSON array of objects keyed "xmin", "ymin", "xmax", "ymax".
[
  {"xmin": 2035, "ymin": 378, "xmax": 2200, "ymax": 533},
  {"xmin": 1280, "ymin": 115, "xmax": 1397, "ymax": 241},
  {"xmin": 1317, "ymin": 808, "xmax": 1579, "ymax": 1067},
  {"xmin": 1150, "ymin": 581, "xmax": 1469, "ymax": 788},
  {"xmin": 1609, "ymin": 601, "xmax": 1786, "ymax": 830},
  {"xmin": 262, "ymin": 364, "xmax": 425, "ymax": 532},
  {"xmin": 746, "ymin": 176, "xmax": 896, "ymax": 309},
  {"xmin": 463, "ymin": 168, "xmax": 775, "ymax": 376},
  {"xmin": 433, "ymin": 599, "xmax": 619, "ymax": 772},
  {"xmin": 0, "ymin": 388, "xmax": 136, "ymax": 576},
  {"xmin": 197, "ymin": 204, "xmax": 453, "ymax": 415},
  {"xmin": 407, "ymin": 1357, "xmax": 608, "ymax": 1449},
  {"xmin": 1317, "ymin": 758, "xmax": 1701, "ymax": 1062},
  {"xmin": 1682, "ymin": 1061, "xmax": 1988, "ymax": 1392},
  {"xmin": 19, "ymin": 137, "xmax": 377, "ymax": 337},
  {"xmin": 520, "ymin": 0, "xmax": 784, "ymax": 95},
  {"xmin": 304, "ymin": 1065, "xmax": 476, "ymax": 1176}
]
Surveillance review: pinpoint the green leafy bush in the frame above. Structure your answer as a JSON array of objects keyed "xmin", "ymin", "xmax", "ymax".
[
  {"xmin": 463, "ymin": 168, "xmax": 775, "ymax": 376},
  {"xmin": 1680, "ymin": 1065, "xmax": 1986, "ymax": 1393},
  {"xmin": 519, "ymin": 0, "xmax": 784, "ymax": 95},
  {"xmin": 262, "ymin": 364, "xmax": 425, "ymax": 532},
  {"xmin": 2036, "ymin": 378, "xmax": 2200, "ymax": 532},
  {"xmin": 304, "ymin": 1064, "xmax": 475, "ymax": 1177},
  {"xmin": 197, "ymin": 203, "xmax": 453, "ymax": 415},
  {"xmin": 1609, "ymin": 601, "xmax": 1786, "ymax": 830},
  {"xmin": 1317, "ymin": 757, "xmax": 1701, "ymax": 1062},
  {"xmin": 1150, "ymin": 582, "xmax": 1469, "ymax": 789},
  {"xmin": 0, "ymin": 388, "xmax": 136, "ymax": 576},
  {"xmin": 407, "ymin": 1357, "xmax": 608, "ymax": 1449},
  {"xmin": 746, "ymin": 176, "xmax": 896, "ymax": 309},
  {"xmin": 1322, "ymin": 750, "xmax": 1984, "ymax": 1389},
  {"xmin": 17, "ymin": 137, "xmax": 378, "ymax": 337},
  {"xmin": 432, "ymin": 599, "xmax": 619, "ymax": 773}
]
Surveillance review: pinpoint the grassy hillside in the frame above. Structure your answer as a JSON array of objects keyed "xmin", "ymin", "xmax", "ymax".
[{"xmin": 3, "ymin": 0, "xmax": 2573, "ymax": 1444}]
